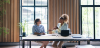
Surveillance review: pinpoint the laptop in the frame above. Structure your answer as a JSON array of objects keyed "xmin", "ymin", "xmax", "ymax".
[{"xmin": 61, "ymin": 30, "xmax": 69, "ymax": 36}]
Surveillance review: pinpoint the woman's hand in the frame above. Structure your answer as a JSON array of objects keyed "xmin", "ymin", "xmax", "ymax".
[
  {"xmin": 48, "ymin": 29, "xmax": 53, "ymax": 31},
  {"xmin": 42, "ymin": 33, "xmax": 45, "ymax": 35},
  {"xmin": 53, "ymin": 26, "xmax": 58, "ymax": 29}
]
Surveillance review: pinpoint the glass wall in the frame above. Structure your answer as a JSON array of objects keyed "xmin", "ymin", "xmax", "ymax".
[
  {"xmin": 82, "ymin": 7, "xmax": 94, "ymax": 39},
  {"xmin": 81, "ymin": 0, "xmax": 100, "ymax": 39},
  {"xmin": 95, "ymin": 7, "xmax": 100, "ymax": 39},
  {"xmin": 81, "ymin": 0, "xmax": 93, "ymax": 5},
  {"xmin": 20, "ymin": 0, "xmax": 48, "ymax": 35},
  {"xmin": 95, "ymin": 0, "xmax": 100, "ymax": 5}
]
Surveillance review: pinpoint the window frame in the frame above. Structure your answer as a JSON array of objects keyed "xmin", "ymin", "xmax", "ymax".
[
  {"xmin": 20, "ymin": 0, "xmax": 48, "ymax": 36},
  {"xmin": 80, "ymin": 0, "xmax": 100, "ymax": 40}
]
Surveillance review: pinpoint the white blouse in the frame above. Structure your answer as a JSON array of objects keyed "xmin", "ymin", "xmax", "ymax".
[{"xmin": 52, "ymin": 23, "xmax": 69, "ymax": 33}]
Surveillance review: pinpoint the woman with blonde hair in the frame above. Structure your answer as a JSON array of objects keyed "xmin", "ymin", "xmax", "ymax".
[{"xmin": 49, "ymin": 14, "xmax": 69, "ymax": 48}]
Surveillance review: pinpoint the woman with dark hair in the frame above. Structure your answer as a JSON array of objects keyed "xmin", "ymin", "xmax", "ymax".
[
  {"xmin": 48, "ymin": 14, "xmax": 69, "ymax": 48},
  {"xmin": 32, "ymin": 18, "xmax": 49, "ymax": 48},
  {"xmin": 32, "ymin": 18, "xmax": 45, "ymax": 35}
]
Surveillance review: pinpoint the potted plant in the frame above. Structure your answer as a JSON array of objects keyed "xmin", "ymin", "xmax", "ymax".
[{"xmin": 19, "ymin": 20, "xmax": 27, "ymax": 36}]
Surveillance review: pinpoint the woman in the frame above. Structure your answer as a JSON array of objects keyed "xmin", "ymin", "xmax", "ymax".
[
  {"xmin": 49, "ymin": 14, "xmax": 69, "ymax": 48},
  {"xmin": 32, "ymin": 18, "xmax": 49, "ymax": 48}
]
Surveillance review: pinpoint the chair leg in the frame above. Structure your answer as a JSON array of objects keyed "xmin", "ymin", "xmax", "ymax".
[
  {"xmin": 78, "ymin": 41, "xmax": 80, "ymax": 45},
  {"xmin": 62, "ymin": 45, "xmax": 66, "ymax": 48}
]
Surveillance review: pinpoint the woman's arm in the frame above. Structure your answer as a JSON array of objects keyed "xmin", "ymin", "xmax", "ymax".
[
  {"xmin": 34, "ymin": 32, "xmax": 44, "ymax": 35},
  {"xmin": 53, "ymin": 26, "xmax": 58, "ymax": 29},
  {"xmin": 32, "ymin": 26, "xmax": 42, "ymax": 35},
  {"xmin": 48, "ymin": 26, "xmax": 58, "ymax": 31},
  {"xmin": 53, "ymin": 23, "xmax": 60, "ymax": 29}
]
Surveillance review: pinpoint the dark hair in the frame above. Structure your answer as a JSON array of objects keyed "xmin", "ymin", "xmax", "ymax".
[
  {"xmin": 34, "ymin": 18, "xmax": 40, "ymax": 24},
  {"xmin": 60, "ymin": 17, "xmax": 64, "ymax": 20}
]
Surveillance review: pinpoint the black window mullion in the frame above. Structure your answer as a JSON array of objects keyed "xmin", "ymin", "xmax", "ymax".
[
  {"xmin": 93, "ymin": 0, "xmax": 94, "ymax": 5},
  {"xmin": 21, "ymin": 0, "xmax": 22, "ymax": 40},
  {"xmin": 80, "ymin": 0, "xmax": 100, "ymax": 40},
  {"xmin": 93, "ymin": 6, "xmax": 95, "ymax": 39},
  {"xmin": 47, "ymin": 0, "xmax": 48, "ymax": 34},
  {"xmin": 20, "ymin": 0, "xmax": 48, "ymax": 35},
  {"xmin": 79, "ymin": 0, "xmax": 82, "ymax": 35},
  {"xmin": 22, "ymin": 6, "xmax": 48, "ymax": 7},
  {"xmin": 34, "ymin": 0, "xmax": 35, "ymax": 20},
  {"xmin": 93, "ymin": 0, "xmax": 95, "ymax": 39}
]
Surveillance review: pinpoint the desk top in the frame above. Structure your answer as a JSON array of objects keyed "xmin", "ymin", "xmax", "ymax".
[{"xmin": 22, "ymin": 34, "xmax": 90, "ymax": 41}]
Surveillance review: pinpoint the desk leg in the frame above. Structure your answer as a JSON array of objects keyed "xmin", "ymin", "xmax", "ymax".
[
  {"xmin": 62, "ymin": 45, "xmax": 66, "ymax": 48},
  {"xmin": 87, "ymin": 40, "xmax": 90, "ymax": 44},
  {"xmin": 19, "ymin": 40, "xmax": 20, "ymax": 48},
  {"xmin": 78, "ymin": 41, "xmax": 80, "ymax": 45},
  {"xmin": 22, "ymin": 41, "xmax": 25, "ymax": 48},
  {"xmin": 29, "ymin": 41, "xmax": 31, "ymax": 48}
]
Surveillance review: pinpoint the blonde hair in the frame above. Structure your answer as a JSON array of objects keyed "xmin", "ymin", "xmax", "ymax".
[{"xmin": 61, "ymin": 14, "xmax": 69, "ymax": 24}]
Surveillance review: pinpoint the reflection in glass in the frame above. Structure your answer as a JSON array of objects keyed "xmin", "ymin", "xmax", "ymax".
[
  {"xmin": 35, "ymin": 0, "xmax": 47, "ymax": 6},
  {"xmin": 95, "ymin": 0, "xmax": 100, "ymax": 5},
  {"xmin": 27, "ymin": 24, "xmax": 34, "ymax": 35},
  {"xmin": 82, "ymin": 7, "xmax": 93, "ymax": 39},
  {"xmin": 35, "ymin": 7, "xmax": 47, "ymax": 32},
  {"xmin": 22, "ymin": 7, "xmax": 34, "ymax": 24},
  {"xmin": 21, "ymin": 0, "xmax": 48, "ymax": 35},
  {"xmin": 22, "ymin": 0, "xmax": 34, "ymax": 6},
  {"xmin": 81, "ymin": 0, "xmax": 93, "ymax": 5},
  {"xmin": 35, "ymin": 7, "xmax": 47, "ymax": 23},
  {"xmin": 95, "ymin": 7, "xmax": 100, "ymax": 39},
  {"xmin": 42, "ymin": 24, "xmax": 47, "ymax": 33},
  {"xmin": 22, "ymin": 7, "xmax": 34, "ymax": 35}
]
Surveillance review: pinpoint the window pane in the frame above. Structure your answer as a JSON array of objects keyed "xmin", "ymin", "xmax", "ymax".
[
  {"xmin": 20, "ymin": 0, "xmax": 21, "ymax": 6},
  {"xmin": 42, "ymin": 24, "xmax": 47, "ymax": 33},
  {"xmin": 27, "ymin": 24, "xmax": 34, "ymax": 35},
  {"xmin": 22, "ymin": 7, "xmax": 34, "ymax": 24},
  {"xmin": 22, "ymin": 7, "xmax": 34, "ymax": 35},
  {"xmin": 82, "ymin": 7, "xmax": 93, "ymax": 39},
  {"xmin": 95, "ymin": 0, "xmax": 100, "ymax": 5},
  {"xmin": 35, "ymin": 0, "xmax": 47, "ymax": 6},
  {"xmin": 95, "ymin": 7, "xmax": 100, "ymax": 39},
  {"xmin": 35, "ymin": 7, "xmax": 47, "ymax": 24},
  {"xmin": 81, "ymin": 0, "xmax": 93, "ymax": 5},
  {"xmin": 35, "ymin": 7, "xmax": 47, "ymax": 33},
  {"xmin": 22, "ymin": 0, "xmax": 34, "ymax": 6}
]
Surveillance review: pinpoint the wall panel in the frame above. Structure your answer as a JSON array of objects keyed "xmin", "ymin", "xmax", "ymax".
[
  {"xmin": 49, "ymin": 0, "xmax": 79, "ymax": 34},
  {"xmin": 0, "ymin": 0, "xmax": 20, "ymax": 42}
]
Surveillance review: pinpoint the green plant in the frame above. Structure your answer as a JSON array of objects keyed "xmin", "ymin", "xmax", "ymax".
[
  {"xmin": 0, "ymin": 0, "xmax": 10, "ymax": 37},
  {"xmin": 0, "ymin": 27, "xmax": 9, "ymax": 37},
  {"xmin": 19, "ymin": 20, "xmax": 27, "ymax": 32},
  {"xmin": 0, "ymin": 0, "xmax": 10, "ymax": 16}
]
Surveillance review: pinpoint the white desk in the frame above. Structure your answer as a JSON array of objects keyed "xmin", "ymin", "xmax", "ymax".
[{"xmin": 22, "ymin": 34, "xmax": 90, "ymax": 48}]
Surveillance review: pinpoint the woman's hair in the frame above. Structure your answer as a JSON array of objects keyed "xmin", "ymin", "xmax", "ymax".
[
  {"xmin": 60, "ymin": 14, "xmax": 69, "ymax": 24},
  {"xmin": 34, "ymin": 18, "xmax": 40, "ymax": 24}
]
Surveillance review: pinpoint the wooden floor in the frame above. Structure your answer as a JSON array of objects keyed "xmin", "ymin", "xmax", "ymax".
[{"xmin": 0, "ymin": 45, "xmax": 100, "ymax": 48}]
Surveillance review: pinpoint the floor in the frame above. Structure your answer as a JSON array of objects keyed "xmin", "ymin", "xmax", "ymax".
[
  {"xmin": 0, "ymin": 45, "xmax": 100, "ymax": 48},
  {"xmin": 1, "ymin": 41, "xmax": 100, "ymax": 48}
]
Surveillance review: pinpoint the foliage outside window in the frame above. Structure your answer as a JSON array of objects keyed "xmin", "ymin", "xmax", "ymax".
[
  {"xmin": 20, "ymin": 0, "xmax": 48, "ymax": 35},
  {"xmin": 81, "ymin": 0, "xmax": 100, "ymax": 39}
]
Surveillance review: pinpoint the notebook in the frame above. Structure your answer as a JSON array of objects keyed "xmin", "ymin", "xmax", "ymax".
[{"xmin": 72, "ymin": 36, "xmax": 82, "ymax": 38}]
